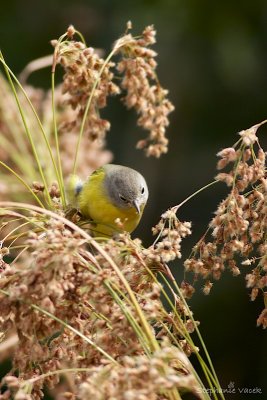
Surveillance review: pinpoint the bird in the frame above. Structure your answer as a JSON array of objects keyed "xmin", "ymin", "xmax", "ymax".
[{"xmin": 68, "ymin": 164, "xmax": 149, "ymax": 237}]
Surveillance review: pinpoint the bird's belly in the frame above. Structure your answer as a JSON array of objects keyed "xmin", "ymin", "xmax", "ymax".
[{"xmin": 88, "ymin": 200, "xmax": 141, "ymax": 236}]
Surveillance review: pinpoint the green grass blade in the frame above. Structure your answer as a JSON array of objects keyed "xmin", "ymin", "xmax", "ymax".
[{"xmin": 0, "ymin": 161, "xmax": 45, "ymax": 208}]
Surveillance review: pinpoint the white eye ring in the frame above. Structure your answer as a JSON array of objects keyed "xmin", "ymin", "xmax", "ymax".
[{"xmin": 119, "ymin": 194, "xmax": 128, "ymax": 202}]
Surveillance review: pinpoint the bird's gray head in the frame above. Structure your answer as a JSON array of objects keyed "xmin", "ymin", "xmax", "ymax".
[{"xmin": 103, "ymin": 164, "xmax": 148, "ymax": 213}]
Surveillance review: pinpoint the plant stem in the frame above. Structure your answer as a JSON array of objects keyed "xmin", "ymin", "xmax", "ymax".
[
  {"xmin": 0, "ymin": 53, "xmax": 51, "ymax": 205},
  {"xmin": 72, "ymin": 47, "xmax": 118, "ymax": 175},
  {"xmin": 0, "ymin": 161, "xmax": 44, "ymax": 208},
  {"xmin": 51, "ymin": 70, "xmax": 66, "ymax": 206},
  {"xmin": 32, "ymin": 304, "xmax": 118, "ymax": 364},
  {"xmin": 171, "ymin": 180, "xmax": 219, "ymax": 214},
  {"xmin": 170, "ymin": 277, "xmax": 225, "ymax": 400},
  {"xmin": 0, "ymin": 54, "xmax": 63, "ymax": 205}
]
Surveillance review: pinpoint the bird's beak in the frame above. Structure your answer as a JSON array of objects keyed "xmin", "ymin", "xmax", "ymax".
[{"xmin": 133, "ymin": 199, "xmax": 141, "ymax": 214}]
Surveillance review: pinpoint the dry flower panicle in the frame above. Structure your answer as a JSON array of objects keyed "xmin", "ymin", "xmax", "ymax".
[
  {"xmin": 115, "ymin": 25, "xmax": 174, "ymax": 157},
  {"xmin": 0, "ymin": 21, "xmax": 196, "ymax": 398},
  {"xmin": 183, "ymin": 122, "xmax": 267, "ymax": 327},
  {"xmin": 0, "ymin": 22, "xmax": 173, "ymax": 201},
  {"xmin": 3, "ymin": 22, "xmax": 266, "ymax": 400},
  {"xmin": 53, "ymin": 23, "xmax": 174, "ymax": 159},
  {"xmin": 0, "ymin": 214, "xmax": 200, "ymax": 400}
]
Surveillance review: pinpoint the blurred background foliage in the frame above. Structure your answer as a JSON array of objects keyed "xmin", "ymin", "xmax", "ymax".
[{"xmin": 1, "ymin": 0, "xmax": 266, "ymax": 398}]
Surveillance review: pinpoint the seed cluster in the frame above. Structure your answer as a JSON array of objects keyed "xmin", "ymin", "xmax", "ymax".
[
  {"xmin": 0, "ymin": 217, "xmax": 200, "ymax": 399},
  {"xmin": 0, "ymin": 23, "xmax": 173, "ymax": 200},
  {"xmin": 184, "ymin": 122, "xmax": 267, "ymax": 327},
  {"xmin": 54, "ymin": 24, "xmax": 174, "ymax": 159},
  {"xmin": 79, "ymin": 345, "xmax": 197, "ymax": 400},
  {"xmin": 53, "ymin": 34, "xmax": 119, "ymax": 142},
  {"xmin": 115, "ymin": 25, "xmax": 175, "ymax": 157},
  {"xmin": 143, "ymin": 210, "xmax": 192, "ymax": 265},
  {"xmin": 1, "ymin": 21, "xmax": 266, "ymax": 400}
]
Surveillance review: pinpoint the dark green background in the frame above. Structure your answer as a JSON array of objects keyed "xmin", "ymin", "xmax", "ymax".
[{"xmin": 1, "ymin": 1, "xmax": 266, "ymax": 398}]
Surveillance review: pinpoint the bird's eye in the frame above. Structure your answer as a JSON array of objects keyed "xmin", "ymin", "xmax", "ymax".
[
  {"xmin": 141, "ymin": 187, "xmax": 145, "ymax": 194},
  {"xmin": 119, "ymin": 194, "xmax": 128, "ymax": 202}
]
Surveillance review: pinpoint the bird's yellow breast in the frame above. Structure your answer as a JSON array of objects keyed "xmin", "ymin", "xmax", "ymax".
[{"xmin": 78, "ymin": 168, "xmax": 143, "ymax": 237}]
